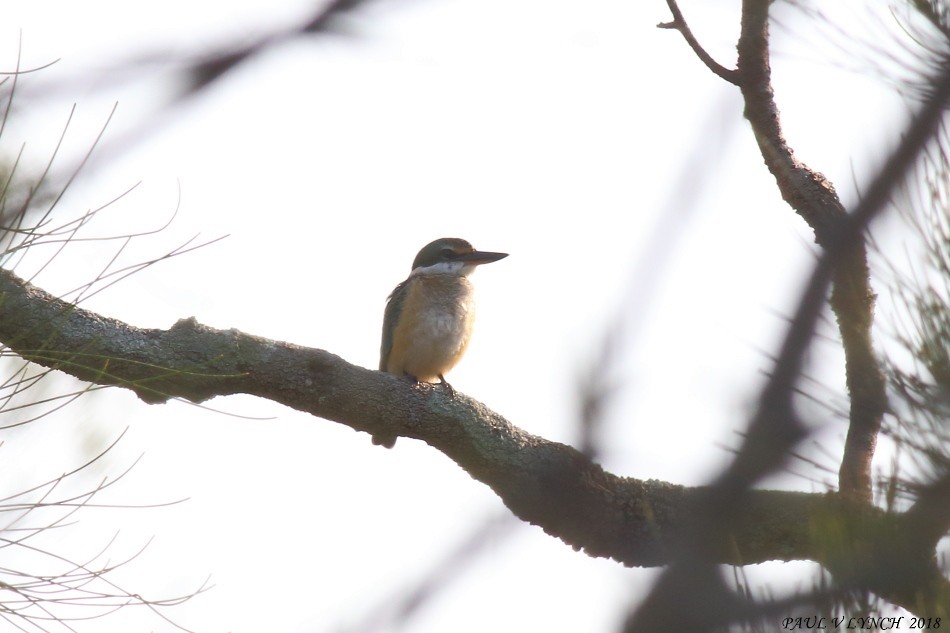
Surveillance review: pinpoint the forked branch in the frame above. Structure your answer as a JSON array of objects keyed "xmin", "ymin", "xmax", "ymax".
[
  {"xmin": 661, "ymin": 0, "xmax": 887, "ymax": 503},
  {"xmin": 657, "ymin": 0, "xmax": 740, "ymax": 85}
]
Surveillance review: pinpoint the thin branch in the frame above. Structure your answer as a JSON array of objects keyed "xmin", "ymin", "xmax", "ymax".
[
  {"xmin": 657, "ymin": 0, "xmax": 741, "ymax": 85},
  {"xmin": 0, "ymin": 433, "xmax": 205, "ymax": 631}
]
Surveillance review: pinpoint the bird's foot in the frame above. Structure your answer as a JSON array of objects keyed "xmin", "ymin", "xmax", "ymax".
[{"xmin": 438, "ymin": 374, "xmax": 456, "ymax": 397}]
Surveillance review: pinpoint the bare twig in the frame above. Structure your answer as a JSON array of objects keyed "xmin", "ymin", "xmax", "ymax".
[
  {"xmin": 657, "ymin": 0, "xmax": 741, "ymax": 85},
  {"xmin": 0, "ymin": 431, "xmax": 206, "ymax": 631}
]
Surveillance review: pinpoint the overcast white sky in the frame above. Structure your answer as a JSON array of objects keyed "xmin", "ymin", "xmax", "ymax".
[{"xmin": 0, "ymin": 1, "xmax": 924, "ymax": 631}]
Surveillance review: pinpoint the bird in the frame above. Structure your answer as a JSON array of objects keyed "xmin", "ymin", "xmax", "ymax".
[{"xmin": 376, "ymin": 237, "xmax": 508, "ymax": 447}]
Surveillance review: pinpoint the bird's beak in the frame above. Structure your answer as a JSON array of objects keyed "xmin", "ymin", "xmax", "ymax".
[{"xmin": 458, "ymin": 250, "xmax": 509, "ymax": 266}]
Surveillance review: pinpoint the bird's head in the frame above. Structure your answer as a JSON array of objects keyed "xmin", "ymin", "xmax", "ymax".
[{"xmin": 410, "ymin": 237, "xmax": 508, "ymax": 277}]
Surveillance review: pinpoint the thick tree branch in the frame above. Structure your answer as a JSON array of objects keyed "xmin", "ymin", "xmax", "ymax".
[
  {"xmin": 0, "ymin": 266, "xmax": 908, "ymax": 572},
  {"xmin": 904, "ymin": 473, "xmax": 950, "ymax": 553},
  {"xmin": 1, "ymin": 266, "xmax": 946, "ymax": 615}
]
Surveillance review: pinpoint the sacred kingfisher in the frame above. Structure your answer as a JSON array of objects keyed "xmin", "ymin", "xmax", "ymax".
[{"xmin": 376, "ymin": 237, "xmax": 508, "ymax": 447}]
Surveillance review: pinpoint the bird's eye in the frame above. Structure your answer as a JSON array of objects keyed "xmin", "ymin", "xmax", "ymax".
[{"xmin": 440, "ymin": 248, "xmax": 457, "ymax": 259}]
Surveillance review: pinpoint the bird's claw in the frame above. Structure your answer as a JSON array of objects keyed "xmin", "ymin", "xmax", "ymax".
[{"xmin": 438, "ymin": 374, "xmax": 456, "ymax": 397}]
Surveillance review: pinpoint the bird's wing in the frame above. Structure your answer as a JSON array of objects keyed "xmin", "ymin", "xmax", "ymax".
[{"xmin": 379, "ymin": 279, "xmax": 409, "ymax": 371}]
